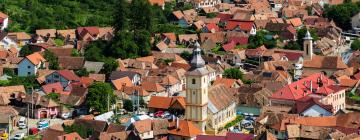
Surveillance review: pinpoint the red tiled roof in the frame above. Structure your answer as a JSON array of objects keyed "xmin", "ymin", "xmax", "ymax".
[
  {"xmin": 42, "ymin": 82, "xmax": 63, "ymax": 94},
  {"xmin": 168, "ymin": 120, "xmax": 202, "ymax": 137},
  {"xmin": 213, "ymin": 78, "xmax": 241, "ymax": 88},
  {"xmin": 228, "ymin": 37, "xmax": 248, "ymax": 45},
  {"xmin": 295, "ymin": 96, "xmax": 333, "ymax": 113},
  {"xmin": 57, "ymin": 70, "xmax": 80, "ymax": 81},
  {"xmin": 271, "ymin": 73, "xmax": 346, "ymax": 101},
  {"xmin": 216, "ymin": 13, "xmax": 233, "ymax": 22},
  {"xmin": 222, "ymin": 41, "xmax": 236, "ymax": 51},
  {"xmin": 206, "ymin": 23, "xmax": 220, "ymax": 32},
  {"xmin": 225, "ymin": 20, "xmax": 254, "ymax": 31},
  {"xmin": 148, "ymin": 96, "xmax": 173, "ymax": 109}
]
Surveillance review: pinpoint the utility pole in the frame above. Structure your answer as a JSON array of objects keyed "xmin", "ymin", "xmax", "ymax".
[
  {"xmin": 31, "ymin": 87, "xmax": 34, "ymax": 118},
  {"xmin": 107, "ymin": 91, "xmax": 110, "ymax": 112},
  {"xmin": 7, "ymin": 115, "xmax": 10, "ymax": 140},
  {"xmin": 27, "ymin": 104, "xmax": 29, "ymax": 136}
]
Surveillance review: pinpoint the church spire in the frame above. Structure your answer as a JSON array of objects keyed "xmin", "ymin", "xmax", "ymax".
[
  {"xmin": 303, "ymin": 29, "xmax": 313, "ymax": 40},
  {"xmin": 190, "ymin": 41, "xmax": 205, "ymax": 69}
]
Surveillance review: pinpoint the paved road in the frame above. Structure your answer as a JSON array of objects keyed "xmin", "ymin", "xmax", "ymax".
[{"xmin": 10, "ymin": 116, "xmax": 63, "ymax": 139}]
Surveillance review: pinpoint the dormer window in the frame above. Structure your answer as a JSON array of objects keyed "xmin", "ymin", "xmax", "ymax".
[{"xmin": 192, "ymin": 79, "xmax": 196, "ymax": 84}]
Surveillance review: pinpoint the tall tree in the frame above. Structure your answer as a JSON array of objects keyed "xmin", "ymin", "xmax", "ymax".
[
  {"xmin": 129, "ymin": 0, "xmax": 153, "ymax": 32},
  {"xmin": 223, "ymin": 68, "xmax": 244, "ymax": 80},
  {"xmin": 44, "ymin": 50, "xmax": 60, "ymax": 70},
  {"xmin": 86, "ymin": 82, "xmax": 116, "ymax": 114},
  {"xmin": 113, "ymin": 0, "xmax": 129, "ymax": 32},
  {"xmin": 351, "ymin": 39, "xmax": 360, "ymax": 50}
]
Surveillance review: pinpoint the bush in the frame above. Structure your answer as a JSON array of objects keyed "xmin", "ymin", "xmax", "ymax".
[{"xmin": 224, "ymin": 115, "xmax": 243, "ymax": 129}]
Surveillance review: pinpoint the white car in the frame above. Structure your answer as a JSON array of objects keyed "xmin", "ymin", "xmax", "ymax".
[
  {"xmin": 61, "ymin": 112, "xmax": 72, "ymax": 119},
  {"xmin": 13, "ymin": 132, "xmax": 25, "ymax": 140},
  {"xmin": 18, "ymin": 117, "xmax": 26, "ymax": 129}
]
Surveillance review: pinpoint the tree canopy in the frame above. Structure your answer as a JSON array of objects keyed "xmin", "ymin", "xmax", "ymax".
[
  {"xmin": 223, "ymin": 68, "xmax": 244, "ymax": 80},
  {"xmin": 351, "ymin": 39, "xmax": 360, "ymax": 50},
  {"xmin": 324, "ymin": 2, "xmax": 360, "ymax": 30},
  {"xmin": 86, "ymin": 82, "xmax": 116, "ymax": 114},
  {"xmin": 3, "ymin": 0, "xmax": 116, "ymax": 33}
]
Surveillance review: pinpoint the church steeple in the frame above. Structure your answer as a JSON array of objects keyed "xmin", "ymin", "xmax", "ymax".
[
  {"xmin": 303, "ymin": 29, "xmax": 313, "ymax": 60},
  {"xmin": 190, "ymin": 41, "xmax": 205, "ymax": 69}
]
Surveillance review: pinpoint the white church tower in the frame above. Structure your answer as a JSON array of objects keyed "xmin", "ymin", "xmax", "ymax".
[
  {"xmin": 185, "ymin": 42, "xmax": 209, "ymax": 133},
  {"xmin": 303, "ymin": 29, "xmax": 313, "ymax": 60}
]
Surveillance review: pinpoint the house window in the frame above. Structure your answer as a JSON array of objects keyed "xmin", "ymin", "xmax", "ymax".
[
  {"xmin": 27, "ymin": 66, "xmax": 31, "ymax": 69},
  {"xmin": 27, "ymin": 72, "xmax": 31, "ymax": 75},
  {"xmin": 192, "ymin": 79, "xmax": 196, "ymax": 84}
]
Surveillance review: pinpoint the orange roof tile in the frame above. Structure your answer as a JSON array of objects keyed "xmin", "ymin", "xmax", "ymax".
[
  {"xmin": 213, "ymin": 78, "xmax": 241, "ymax": 88},
  {"xmin": 25, "ymin": 52, "xmax": 45, "ymax": 65},
  {"xmin": 111, "ymin": 77, "xmax": 134, "ymax": 90},
  {"xmin": 168, "ymin": 120, "xmax": 202, "ymax": 137},
  {"xmin": 141, "ymin": 81, "xmax": 165, "ymax": 92},
  {"xmin": 162, "ymin": 75, "xmax": 180, "ymax": 85},
  {"xmin": 148, "ymin": 96, "xmax": 173, "ymax": 109}
]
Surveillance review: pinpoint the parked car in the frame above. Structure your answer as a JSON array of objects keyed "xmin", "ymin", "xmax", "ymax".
[
  {"xmin": 61, "ymin": 112, "xmax": 72, "ymax": 119},
  {"xmin": 29, "ymin": 128, "xmax": 39, "ymax": 135},
  {"xmin": 154, "ymin": 111, "xmax": 164, "ymax": 118},
  {"xmin": 0, "ymin": 130, "xmax": 8, "ymax": 140},
  {"xmin": 13, "ymin": 132, "xmax": 25, "ymax": 140},
  {"xmin": 18, "ymin": 117, "xmax": 27, "ymax": 129},
  {"xmin": 37, "ymin": 120, "xmax": 49, "ymax": 130}
]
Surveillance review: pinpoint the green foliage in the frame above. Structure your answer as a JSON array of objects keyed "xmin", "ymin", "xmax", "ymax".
[
  {"xmin": 8, "ymin": 75, "xmax": 40, "ymax": 90},
  {"xmin": 243, "ymin": 79, "xmax": 254, "ymax": 85},
  {"xmin": 86, "ymin": 82, "xmax": 116, "ymax": 114},
  {"xmin": 206, "ymin": 13, "xmax": 217, "ymax": 18},
  {"xmin": 224, "ymin": 115, "xmax": 243, "ymax": 129},
  {"xmin": 3, "ymin": 0, "xmax": 116, "ymax": 33},
  {"xmin": 211, "ymin": 44, "xmax": 226, "ymax": 55},
  {"xmin": 113, "ymin": 0, "xmax": 129, "ymax": 32},
  {"xmin": 173, "ymin": 2, "xmax": 193, "ymax": 11},
  {"xmin": 44, "ymin": 50, "xmax": 60, "ymax": 70},
  {"xmin": 284, "ymin": 41, "xmax": 302, "ymax": 50},
  {"xmin": 351, "ymin": 39, "xmax": 360, "ymax": 50},
  {"xmin": 223, "ymin": 68, "xmax": 244, "ymax": 80},
  {"xmin": 45, "ymin": 92, "xmax": 60, "ymax": 102},
  {"xmin": 71, "ymin": 49, "xmax": 80, "ymax": 57},
  {"xmin": 3, "ymin": 68, "xmax": 15, "ymax": 76},
  {"xmin": 101, "ymin": 58, "xmax": 119, "ymax": 76},
  {"xmin": 324, "ymin": 2, "xmax": 360, "ymax": 30},
  {"xmin": 248, "ymin": 30, "xmax": 277, "ymax": 49},
  {"xmin": 63, "ymin": 124, "xmax": 94, "ymax": 139},
  {"xmin": 0, "ymin": 80, "xmax": 10, "ymax": 86},
  {"xmin": 297, "ymin": 27, "xmax": 318, "ymax": 46},
  {"xmin": 75, "ymin": 68, "xmax": 89, "ymax": 77},
  {"xmin": 19, "ymin": 45, "xmax": 33, "ymax": 57},
  {"xmin": 123, "ymin": 99, "xmax": 133, "ymax": 112},
  {"xmin": 180, "ymin": 51, "xmax": 192, "ymax": 61},
  {"xmin": 54, "ymin": 39, "xmax": 64, "ymax": 46},
  {"xmin": 159, "ymin": 58, "xmax": 175, "ymax": 65}
]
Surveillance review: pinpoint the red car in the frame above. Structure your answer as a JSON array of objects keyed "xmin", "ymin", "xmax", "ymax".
[
  {"xmin": 29, "ymin": 128, "xmax": 39, "ymax": 135},
  {"xmin": 154, "ymin": 111, "xmax": 164, "ymax": 118}
]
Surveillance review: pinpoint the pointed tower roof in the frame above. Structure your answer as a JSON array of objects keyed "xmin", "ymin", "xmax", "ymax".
[
  {"xmin": 186, "ymin": 41, "xmax": 209, "ymax": 76},
  {"xmin": 303, "ymin": 29, "xmax": 313, "ymax": 40},
  {"xmin": 190, "ymin": 41, "xmax": 205, "ymax": 69}
]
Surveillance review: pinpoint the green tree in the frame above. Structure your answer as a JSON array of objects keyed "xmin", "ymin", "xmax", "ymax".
[
  {"xmin": 75, "ymin": 68, "xmax": 89, "ymax": 77},
  {"xmin": 248, "ymin": 30, "xmax": 277, "ymax": 49},
  {"xmin": 45, "ymin": 92, "xmax": 60, "ymax": 102},
  {"xmin": 44, "ymin": 50, "xmax": 60, "ymax": 70},
  {"xmin": 113, "ymin": 0, "xmax": 129, "ymax": 32},
  {"xmin": 129, "ymin": 0, "xmax": 153, "ymax": 32},
  {"xmin": 324, "ymin": 2, "xmax": 360, "ymax": 30},
  {"xmin": 223, "ymin": 68, "xmax": 244, "ymax": 80},
  {"xmin": 101, "ymin": 58, "xmax": 119, "ymax": 76},
  {"xmin": 8, "ymin": 75, "xmax": 40, "ymax": 90},
  {"xmin": 19, "ymin": 45, "xmax": 33, "ymax": 57},
  {"xmin": 123, "ymin": 99, "xmax": 133, "ymax": 112},
  {"xmin": 297, "ymin": 27, "xmax": 318, "ymax": 46},
  {"xmin": 284, "ymin": 41, "xmax": 302, "ymax": 50},
  {"xmin": 63, "ymin": 124, "xmax": 93, "ymax": 139},
  {"xmin": 86, "ymin": 82, "xmax": 116, "ymax": 114},
  {"xmin": 54, "ymin": 38, "xmax": 64, "ymax": 46},
  {"xmin": 351, "ymin": 39, "xmax": 360, "ymax": 50},
  {"xmin": 180, "ymin": 51, "xmax": 192, "ymax": 60},
  {"xmin": 71, "ymin": 49, "xmax": 80, "ymax": 57}
]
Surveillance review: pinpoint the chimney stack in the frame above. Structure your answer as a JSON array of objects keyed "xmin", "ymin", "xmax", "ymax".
[{"xmin": 176, "ymin": 117, "xmax": 179, "ymax": 129}]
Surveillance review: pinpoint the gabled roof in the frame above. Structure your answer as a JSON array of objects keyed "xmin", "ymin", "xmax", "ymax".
[
  {"xmin": 133, "ymin": 119, "xmax": 152, "ymax": 133},
  {"xmin": 89, "ymin": 74, "xmax": 105, "ymax": 82},
  {"xmin": 225, "ymin": 20, "xmax": 254, "ymax": 31},
  {"xmin": 271, "ymin": 73, "xmax": 345, "ymax": 101},
  {"xmin": 53, "ymin": 70, "xmax": 80, "ymax": 81},
  {"xmin": 141, "ymin": 81, "xmax": 165, "ymax": 92},
  {"xmin": 47, "ymin": 47, "xmax": 73, "ymax": 57},
  {"xmin": 56, "ymin": 132, "xmax": 84, "ymax": 140},
  {"xmin": 36, "ymin": 29, "xmax": 56, "ymax": 38},
  {"xmin": 7, "ymin": 32, "xmax": 31, "ymax": 40},
  {"xmin": 58, "ymin": 56, "xmax": 85, "ymax": 70},
  {"xmin": 123, "ymin": 86, "xmax": 149, "ymax": 96},
  {"xmin": 208, "ymin": 84, "xmax": 236, "ymax": 113},
  {"xmin": 24, "ymin": 52, "xmax": 45, "ymax": 65},
  {"xmin": 41, "ymin": 82, "xmax": 63, "ymax": 94},
  {"xmin": 168, "ymin": 120, "xmax": 202, "ymax": 137},
  {"xmin": 213, "ymin": 78, "xmax": 242, "ymax": 88},
  {"xmin": 112, "ymin": 77, "xmax": 134, "ymax": 90},
  {"xmin": 109, "ymin": 71, "xmax": 140, "ymax": 81},
  {"xmin": 0, "ymin": 12, "xmax": 8, "ymax": 19},
  {"xmin": 303, "ymin": 55, "xmax": 348, "ymax": 69},
  {"xmin": 295, "ymin": 96, "xmax": 333, "ymax": 113},
  {"xmin": 162, "ymin": 75, "xmax": 180, "ymax": 85}
]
